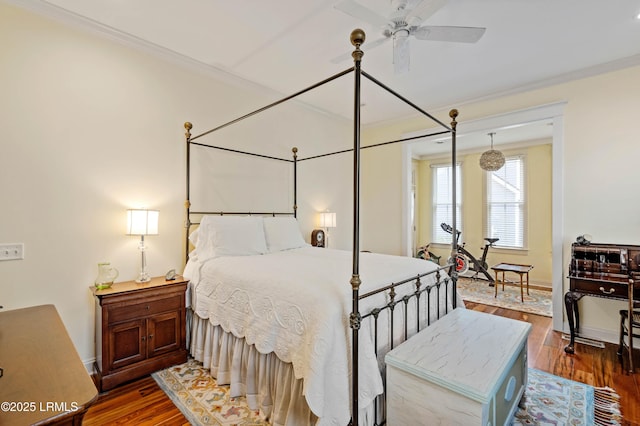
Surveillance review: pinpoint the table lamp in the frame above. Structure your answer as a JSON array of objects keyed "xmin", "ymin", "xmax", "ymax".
[
  {"xmin": 126, "ymin": 209, "xmax": 159, "ymax": 283},
  {"xmin": 319, "ymin": 211, "xmax": 336, "ymax": 248}
]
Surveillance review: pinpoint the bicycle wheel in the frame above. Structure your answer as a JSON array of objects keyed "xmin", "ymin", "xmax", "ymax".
[{"xmin": 447, "ymin": 254, "xmax": 469, "ymax": 275}]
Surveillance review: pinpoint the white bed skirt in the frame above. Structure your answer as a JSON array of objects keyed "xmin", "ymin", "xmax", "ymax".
[{"xmin": 189, "ymin": 310, "xmax": 380, "ymax": 426}]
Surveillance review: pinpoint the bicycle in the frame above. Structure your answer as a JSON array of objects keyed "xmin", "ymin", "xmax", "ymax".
[
  {"xmin": 416, "ymin": 243, "xmax": 441, "ymax": 264},
  {"xmin": 440, "ymin": 223, "xmax": 498, "ymax": 284}
]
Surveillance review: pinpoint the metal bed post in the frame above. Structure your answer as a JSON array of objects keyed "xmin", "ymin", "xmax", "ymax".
[
  {"xmin": 349, "ymin": 28, "xmax": 365, "ymax": 426},
  {"xmin": 449, "ymin": 109, "xmax": 458, "ymax": 308},
  {"xmin": 184, "ymin": 121, "xmax": 193, "ymax": 263},
  {"xmin": 293, "ymin": 147, "xmax": 298, "ymax": 218}
]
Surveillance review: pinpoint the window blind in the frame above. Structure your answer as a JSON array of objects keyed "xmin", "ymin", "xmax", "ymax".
[
  {"xmin": 432, "ymin": 163, "xmax": 462, "ymax": 244},
  {"xmin": 486, "ymin": 155, "xmax": 526, "ymax": 248}
]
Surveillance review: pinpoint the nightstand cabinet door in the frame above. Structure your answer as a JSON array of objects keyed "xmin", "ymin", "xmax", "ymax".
[
  {"xmin": 147, "ymin": 310, "xmax": 181, "ymax": 358},
  {"xmin": 109, "ymin": 318, "xmax": 146, "ymax": 370},
  {"xmin": 93, "ymin": 277, "xmax": 188, "ymax": 391}
]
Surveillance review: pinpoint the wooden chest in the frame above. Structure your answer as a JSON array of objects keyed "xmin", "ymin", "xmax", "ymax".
[{"xmin": 385, "ymin": 308, "xmax": 531, "ymax": 425}]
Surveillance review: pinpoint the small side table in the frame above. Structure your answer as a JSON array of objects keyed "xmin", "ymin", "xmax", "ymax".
[{"xmin": 492, "ymin": 263, "xmax": 534, "ymax": 302}]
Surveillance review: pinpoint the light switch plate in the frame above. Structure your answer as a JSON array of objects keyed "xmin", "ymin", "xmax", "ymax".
[{"xmin": 0, "ymin": 243, "xmax": 24, "ymax": 261}]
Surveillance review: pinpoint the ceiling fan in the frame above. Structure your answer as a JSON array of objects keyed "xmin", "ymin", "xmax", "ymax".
[{"xmin": 332, "ymin": 0, "xmax": 486, "ymax": 73}]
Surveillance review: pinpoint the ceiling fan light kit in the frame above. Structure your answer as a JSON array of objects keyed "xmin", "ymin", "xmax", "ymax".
[
  {"xmin": 333, "ymin": 0, "xmax": 486, "ymax": 73},
  {"xmin": 479, "ymin": 132, "xmax": 505, "ymax": 171}
]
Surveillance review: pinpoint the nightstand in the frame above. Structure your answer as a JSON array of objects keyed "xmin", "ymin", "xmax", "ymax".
[{"xmin": 92, "ymin": 276, "xmax": 188, "ymax": 391}]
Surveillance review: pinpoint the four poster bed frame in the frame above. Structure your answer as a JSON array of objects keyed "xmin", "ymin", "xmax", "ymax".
[{"xmin": 183, "ymin": 29, "xmax": 460, "ymax": 425}]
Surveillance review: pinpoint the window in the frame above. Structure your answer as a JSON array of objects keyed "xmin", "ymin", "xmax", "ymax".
[
  {"xmin": 486, "ymin": 155, "xmax": 526, "ymax": 249},
  {"xmin": 432, "ymin": 163, "xmax": 461, "ymax": 244}
]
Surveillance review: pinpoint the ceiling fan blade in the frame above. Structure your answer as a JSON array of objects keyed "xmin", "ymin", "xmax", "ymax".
[
  {"xmin": 333, "ymin": 0, "xmax": 389, "ymax": 28},
  {"xmin": 393, "ymin": 32, "xmax": 410, "ymax": 74},
  {"xmin": 413, "ymin": 26, "xmax": 486, "ymax": 43},
  {"xmin": 330, "ymin": 36, "xmax": 390, "ymax": 64},
  {"xmin": 405, "ymin": 0, "xmax": 448, "ymax": 26}
]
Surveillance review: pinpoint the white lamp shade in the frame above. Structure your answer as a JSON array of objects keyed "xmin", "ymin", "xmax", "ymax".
[
  {"xmin": 319, "ymin": 212, "xmax": 336, "ymax": 228},
  {"xmin": 127, "ymin": 209, "xmax": 159, "ymax": 235}
]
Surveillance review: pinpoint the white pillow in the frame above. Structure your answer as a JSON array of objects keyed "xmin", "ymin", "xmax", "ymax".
[
  {"xmin": 188, "ymin": 228, "xmax": 199, "ymax": 246},
  {"xmin": 263, "ymin": 216, "xmax": 308, "ymax": 252},
  {"xmin": 195, "ymin": 215, "xmax": 267, "ymax": 260}
]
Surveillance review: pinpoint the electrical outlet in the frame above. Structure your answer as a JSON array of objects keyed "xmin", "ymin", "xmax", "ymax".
[{"xmin": 0, "ymin": 243, "xmax": 24, "ymax": 261}]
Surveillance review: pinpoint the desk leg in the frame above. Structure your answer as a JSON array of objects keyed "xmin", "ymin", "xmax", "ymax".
[
  {"xmin": 494, "ymin": 271, "xmax": 498, "ymax": 298},
  {"xmin": 628, "ymin": 279, "xmax": 635, "ymax": 373},
  {"xmin": 526, "ymin": 272, "xmax": 530, "ymax": 296},
  {"xmin": 520, "ymin": 273, "xmax": 524, "ymax": 302},
  {"xmin": 564, "ymin": 291, "xmax": 584, "ymax": 354}
]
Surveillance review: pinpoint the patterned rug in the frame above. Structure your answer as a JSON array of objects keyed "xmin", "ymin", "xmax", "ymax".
[
  {"xmin": 153, "ymin": 360, "xmax": 621, "ymax": 425},
  {"xmin": 457, "ymin": 277, "xmax": 553, "ymax": 317},
  {"xmin": 152, "ymin": 359, "xmax": 267, "ymax": 425},
  {"xmin": 514, "ymin": 368, "xmax": 621, "ymax": 426}
]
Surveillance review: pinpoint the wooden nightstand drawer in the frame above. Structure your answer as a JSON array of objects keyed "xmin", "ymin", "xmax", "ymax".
[{"xmin": 108, "ymin": 295, "xmax": 182, "ymax": 324}]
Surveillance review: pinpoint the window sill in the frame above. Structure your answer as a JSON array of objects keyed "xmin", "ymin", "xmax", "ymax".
[{"xmin": 491, "ymin": 246, "xmax": 529, "ymax": 255}]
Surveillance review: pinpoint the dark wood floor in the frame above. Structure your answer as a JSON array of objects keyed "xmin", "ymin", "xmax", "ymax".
[{"xmin": 84, "ymin": 304, "xmax": 640, "ymax": 425}]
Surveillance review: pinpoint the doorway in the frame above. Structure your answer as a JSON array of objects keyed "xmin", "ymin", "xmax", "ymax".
[{"xmin": 401, "ymin": 102, "xmax": 566, "ymax": 331}]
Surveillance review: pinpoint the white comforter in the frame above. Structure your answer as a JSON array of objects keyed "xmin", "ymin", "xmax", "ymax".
[{"xmin": 186, "ymin": 247, "xmax": 455, "ymax": 425}]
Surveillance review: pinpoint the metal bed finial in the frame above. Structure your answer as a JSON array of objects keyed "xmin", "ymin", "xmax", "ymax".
[
  {"xmin": 350, "ymin": 28, "xmax": 365, "ymax": 62},
  {"xmin": 350, "ymin": 28, "xmax": 367, "ymax": 53}
]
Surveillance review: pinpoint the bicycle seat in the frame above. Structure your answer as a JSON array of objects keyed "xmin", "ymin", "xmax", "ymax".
[{"xmin": 485, "ymin": 237, "xmax": 499, "ymax": 244}]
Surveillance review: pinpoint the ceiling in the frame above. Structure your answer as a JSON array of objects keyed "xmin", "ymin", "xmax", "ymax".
[{"xmin": 14, "ymin": 0, "xmax": 640, "ymax": 154}]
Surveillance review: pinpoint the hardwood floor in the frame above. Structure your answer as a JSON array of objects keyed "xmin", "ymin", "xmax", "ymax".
[{"xmin": 83, "ymin": 304, "xmax": 640, "ymax": 425}]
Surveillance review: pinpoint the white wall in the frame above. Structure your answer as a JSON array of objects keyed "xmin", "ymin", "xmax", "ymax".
[{"xmin": 0, "ymin": 3, "xmax": 352, "ymax": 366}]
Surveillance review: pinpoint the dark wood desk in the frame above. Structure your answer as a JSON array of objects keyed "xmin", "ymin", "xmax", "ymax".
[
  {"xmin": 564, "ymin": 242, "xmax": 640, "ymax": 373},
  {"xmin": 0, "ymin": 305, "xmax": 98, "ymax": 425}
]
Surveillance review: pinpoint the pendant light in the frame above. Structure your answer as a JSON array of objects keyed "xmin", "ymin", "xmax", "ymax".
[{"xmin": 479, "ymin": 132, "xmax": 505, "ymax": 171}]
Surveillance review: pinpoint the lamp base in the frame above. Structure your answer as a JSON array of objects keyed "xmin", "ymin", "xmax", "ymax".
[
  {"xmin": 136, "ymin": 236, "xmax": 151, "ymax": 283},
  {"xmin": 135, "ymin": 272, "xmax": 151, "ymax": 284}
]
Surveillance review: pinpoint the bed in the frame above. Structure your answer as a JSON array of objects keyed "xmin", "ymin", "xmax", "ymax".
[{"xmin": 182, "ymin": 29, "xmax": 461, "ymax": 426}]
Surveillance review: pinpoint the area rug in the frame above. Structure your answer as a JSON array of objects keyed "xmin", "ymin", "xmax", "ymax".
[
  {"xmin": 153, "ymin": 360, "xmax": 622, "ymax": 425},
  {"xmin": 514, "ymin": 368, "xmax": 621, "ymax": 426},
  {"xmin": 152, "ymin": 358, "xmax": 267, "ymax": 425},
  {"xmin": 457, "ymin": 277, "xmax": 553, "ymax": 317}
]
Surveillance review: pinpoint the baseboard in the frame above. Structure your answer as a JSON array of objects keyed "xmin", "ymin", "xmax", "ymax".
[
  {"xmin": 561, "ymin": 333, "xmax": 605, "ymax": 348},
  {"xmin": 561, "ymin": 321, "xmax": 619, "ymax": 346},
  {"xmin": 83, "ymin": 357, "xmax": 96, "ymax": 374}
]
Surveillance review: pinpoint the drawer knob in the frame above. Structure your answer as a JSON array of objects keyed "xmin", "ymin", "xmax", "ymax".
[
  {"xmin": 141, "ymin": 336, "xmax": 145, "ymax": 341},
  {"xmin": 148, "ymin": 334, "xmax": 153, "ymax": 339},
  {"xmin": 146, "ymin": 305, "xmax": 150, "ymax": 310},
  {"xmin": 504, "ymin": 376, "xmax": 517, "ymax": 402},
  {"xmin": 599, "ymin": 287, "xmax": 615, "ymax": 295}
]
